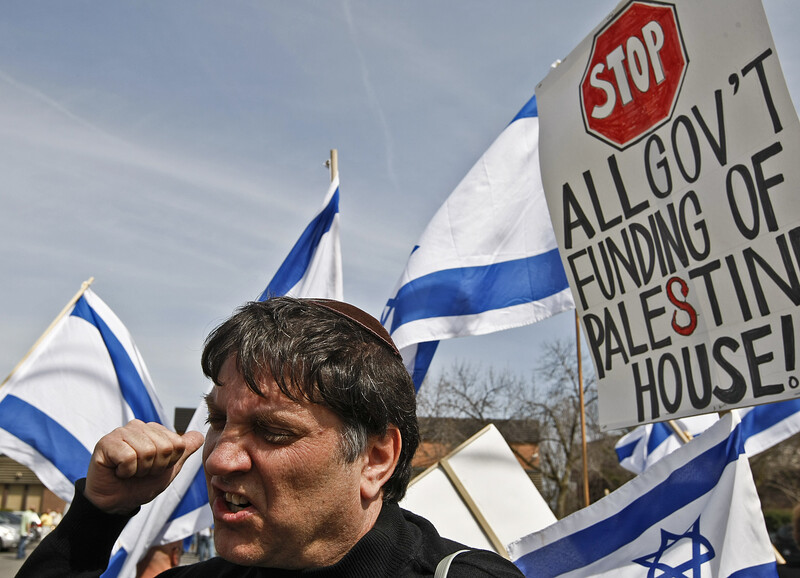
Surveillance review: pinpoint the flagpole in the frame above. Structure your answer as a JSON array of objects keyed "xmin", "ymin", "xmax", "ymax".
[
  {"xmin": 666, "ymin": 420, "xmax": 692, "ymax": 443},
  {"xmin": 1, "ymin": 277, "xmax": 95, "ymax": 387},
  {"xmin": 576, "ymin": 310, "xmax": 590, "ymax": 508},
  {"xmin": 328, "ymin": 149, "xmax": 338, "ymax": 182}
]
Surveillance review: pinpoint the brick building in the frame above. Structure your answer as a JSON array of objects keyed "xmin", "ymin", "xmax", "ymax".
[{"xmin": 0, "ymin": 456, "xmax": 65, "ymax": 514}]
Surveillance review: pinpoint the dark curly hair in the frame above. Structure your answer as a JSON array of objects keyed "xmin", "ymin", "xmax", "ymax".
[{"xmin": 200, "ymin": 297, "xmax": 419, "ymax": 503}]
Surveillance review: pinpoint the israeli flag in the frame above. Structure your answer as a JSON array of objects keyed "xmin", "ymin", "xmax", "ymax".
[
  {"xmin": 615, "ymin": 414, "xmax": 718, "ymax": 475},
  {"xmin": 509, "ymin": 413, "xmax": 778, "ymax": 577},
  {"xmin": 616, "ymin": 399, "xmax": 800, "ymax": 475},
  {"xmin": 105, "ymin": 175, "xmax": 345, "ymax": 577},
  {"xmin": 0, "ymin": 287, "xmax": 170, "ymax": 502},
  {"xmin": 382, "ymin": 95, "xmax": 574, "ymax": 389},
  {"xmin": 258, "ymin": 174, "xmax": 343, "ymax": 301}
]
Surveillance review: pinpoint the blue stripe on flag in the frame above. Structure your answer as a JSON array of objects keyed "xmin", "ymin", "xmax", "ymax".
[
  {"xmin": 259, "ymin": 187, "xmax": 339, "ymax": 300},
  {"xmin": 168, "ymin": 467, "xmax": 208, "ymax": 521},
  {"xmin": 411, "ymin": 341, "xmax": 439, "ymax": 391},
  {"xmin": 0, "ymin": 395, "xmax": 91, "ymax": 483},
  {"xmin": 388, "ymin": 249, "xmax": 568, "ymax": 334},
  {"xmin": 71, "ymin": 296, "xmax": 162, "ymax": 424},
  {"xmin": 101, "ymin": 548, "xmax": 128, "ymax": 578},
  {"xmin": 515, "ymin": 424, "xmax": 744, "ymax": 575},
  {"xmin": 510, "ymin": 94, "xmax": 538, "ymax": 124},
  {"xmin": 647, "ymin": 422, "xmax": 672, "ymax": 454},
  {"xmin": 614, "ymin": 437, "xmax": 638, "ymax": 462},
  {"xmin": 741, "ymin": 398, "xmax": 800, "ymax": 440}
]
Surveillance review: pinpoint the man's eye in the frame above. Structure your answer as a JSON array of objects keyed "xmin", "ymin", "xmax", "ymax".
[
  {"xmin": 205, "ymin": 415, "xmax": 225, "ymax": 431},
  {"xmin": 257, "ymin": 427, "xmax": 293, "ymax": 444}
]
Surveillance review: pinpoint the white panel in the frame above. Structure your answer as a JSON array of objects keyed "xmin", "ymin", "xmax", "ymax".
[
  {"xmin": 401, "ymin": 465, "xmax": 494, "ymax": 551},
  {"xmin": 400, "ymin": 424, "xmax": 556, "ymax": 553},
  {"xmin": 446, "ymin": 425, "xmax": 557, "ymax": 547}
]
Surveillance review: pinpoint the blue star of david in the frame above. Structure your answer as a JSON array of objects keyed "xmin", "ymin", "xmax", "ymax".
[{"xmin": 633, "ymin": 517, "xmax": 715, "ymax": 577}]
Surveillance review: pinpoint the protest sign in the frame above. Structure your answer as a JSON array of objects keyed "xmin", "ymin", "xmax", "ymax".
[
  {"xmin": 536, "ymin": 0, "xmax": 800, "ymax": 429},
  {"xmin": 400, "ymin": 424, "xmax": 556, "ymax": 556}
]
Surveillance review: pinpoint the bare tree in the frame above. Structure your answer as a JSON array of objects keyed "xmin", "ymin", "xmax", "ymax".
[
  {"xmin": 750, "ymin": 433, "xmax": 800, "ymax": 509},
  {"xmin": 417, "ymin": 361, "xmax": 527, "ymax": 421},
  {"xmin": 415, "ymin": 361, "xmax": 538, "ymax": 468},
  {"xmin": 523, "ymin": 339, "xmax": 598, "ymax": 518}
]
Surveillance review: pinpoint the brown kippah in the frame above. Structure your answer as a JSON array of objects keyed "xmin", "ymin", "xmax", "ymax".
[{"xmin": 307, "ymin": 298, "xmax": 402, "ymax": 359}]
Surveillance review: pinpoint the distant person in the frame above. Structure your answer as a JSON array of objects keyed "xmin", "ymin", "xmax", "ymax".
[
  {"xmin": 18, "ymin": 298, "xmax": 523, "ymax": 576},
  {"xmin": 16, "ymin": 508, "xmax": 40, "ymax": 559},
  {"xmin": 195, "ymin": 527, "xmax": 212, "ymax": 562},
  {"xmin": 136, "ymin": 541, "xmax": 183, "ymax": 578},
  {"xmin": 39, "ymin": 510, "xmax": 53, "ymax": 538}
]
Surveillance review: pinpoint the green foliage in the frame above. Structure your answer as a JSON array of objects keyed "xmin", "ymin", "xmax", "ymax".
[{"xmin": 763, "ymin": 508, "xmax": 792, "ymax": 532}]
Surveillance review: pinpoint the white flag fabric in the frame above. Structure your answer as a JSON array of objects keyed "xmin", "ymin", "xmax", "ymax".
[
  {"xmin": 381, "ymin": 95, "xmax": 574, "ymax": 389},
  {"xmin": 258, "ymin": 174, "xmax": 343, "ymax": 301},
  {"xmin": 616, "ymin": 399, "xmax": 800, "ymax": 475},
  {"xmin": 509, "ymin": 413, "xmax": 777, "ymax": 577},
  {"xmin": 105, "ymin": 176, "xmax": 345, "ymax": 577},
  {"xmin": 0, "ymin": 288, "xmax": 170, "ymax": 503}
]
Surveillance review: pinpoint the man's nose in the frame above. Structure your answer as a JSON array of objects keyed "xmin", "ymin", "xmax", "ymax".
[{"xmin": 203, "ymin": 430, "xmax": 251, "ymax": 475}]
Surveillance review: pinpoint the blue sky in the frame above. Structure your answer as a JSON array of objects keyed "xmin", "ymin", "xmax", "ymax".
[{"xmin": 1, "ymin": 1, "xmax": 798, "ymax": 417}]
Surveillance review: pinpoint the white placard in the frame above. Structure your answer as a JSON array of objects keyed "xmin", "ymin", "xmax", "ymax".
[
  {"xmin": 537, "ymin": 0, "xmax": 800, "ymax": 430},
  {"xmin": 400, "ymin": 424, "xmax": 556, "ymax": 554}
]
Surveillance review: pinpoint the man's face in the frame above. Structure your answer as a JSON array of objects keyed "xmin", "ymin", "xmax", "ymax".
[{"xmin": 203, "ymin": 356, "xmax": 369, "ymax": 568}]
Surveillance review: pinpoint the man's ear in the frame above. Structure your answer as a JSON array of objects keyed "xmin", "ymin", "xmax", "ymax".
[
  {"xmin": 360, "ymin": 425, "xmax": 402, "ymax": 502},
  {"xmin": 169, "ymin": 545, "xmax": 182, "ymax": 568}
]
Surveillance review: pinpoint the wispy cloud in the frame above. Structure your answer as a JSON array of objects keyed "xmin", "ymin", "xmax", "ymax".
[
  {"xmin": 341, "ymin": 0, "xmax": 400, "ymax": 194},
  {"xmin": 0, "ymin": 66, "xmax": 315, "ymax": 215},
  {"xmin": 0, "ymin": 66, "xmax": 121, "ymax": 142}
]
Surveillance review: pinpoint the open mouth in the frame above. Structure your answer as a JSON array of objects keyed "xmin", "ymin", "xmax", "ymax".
[{"xmin": 224, "ymin": 492, "xmax": 252, "ymax": 513}]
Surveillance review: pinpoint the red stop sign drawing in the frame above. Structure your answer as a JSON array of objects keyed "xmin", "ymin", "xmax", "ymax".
[{"xmin": 580, "ymin": 1, "xmax": 688, "ymax": 149}]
